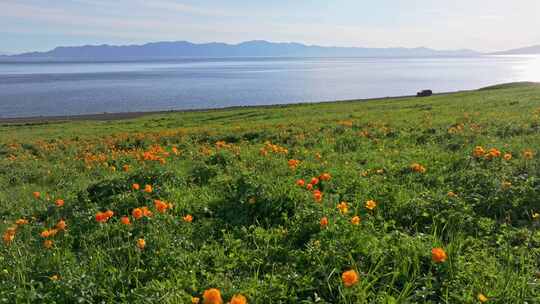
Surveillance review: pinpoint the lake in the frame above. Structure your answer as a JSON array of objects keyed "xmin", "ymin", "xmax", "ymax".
[{"xmin": 0, "ymin": 56, "xmax": 539, "ymax": 118}]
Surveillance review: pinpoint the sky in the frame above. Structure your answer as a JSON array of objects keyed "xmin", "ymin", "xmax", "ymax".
[{"xmin": 1, "ymin": 0, "xmax": 539, "ymax": 53}]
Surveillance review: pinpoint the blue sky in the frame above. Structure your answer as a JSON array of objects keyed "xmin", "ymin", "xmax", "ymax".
[{"xmin": 1, "ymin": 0, "xmax": 539, "ymax": 53}]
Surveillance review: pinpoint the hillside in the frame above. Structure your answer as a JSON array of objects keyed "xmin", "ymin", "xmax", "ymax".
[
  {"xmin": 491, "ymin": 45, "xmax": 540, "ymax": 55},
  {"xmin": 1, "ymin": 83, "xmax": 540, "ymax": 303},
  {"xmin": 5, "ymin": 40, "xmax": 479, "ymax": 61}
]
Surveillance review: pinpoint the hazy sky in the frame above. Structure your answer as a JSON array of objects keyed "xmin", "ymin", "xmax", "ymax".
[{"xmin": 1, "ymin": 0, "xmax": 539, "ymax": 53}]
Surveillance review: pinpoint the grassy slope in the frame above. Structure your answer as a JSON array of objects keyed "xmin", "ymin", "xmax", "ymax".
[{"xmin": 1, "ymin": 83, "xmax": 540, "ymax": 303}]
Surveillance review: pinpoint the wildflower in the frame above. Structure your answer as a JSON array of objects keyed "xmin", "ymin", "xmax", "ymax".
[
  {"xmin": 105, "ymin": 210, "xmax": 114, "ymax": 218},
  {"xmin": 141, "ymin": 206, "xmax": 153, "ymax": 217},
  {"xmin": 503, "ymin": 153, "xmax": 512, "ymax": 161},
  {"xmin": 55, "ymin": 199, "xmax": 64, "ymax": 207},
  {"xmin": 120, "ymin": 216, "xmax": 131, "ymax": 225},
  {"xmin": 132, "ymin": 208, "xmax": 143, "ymax": 220},
  {"xmin": 56, "ymin": 219, "xmax": 67, "ymax": 231},
  {"xmin": 191, "ymin": 297, "xmax": 200, "ymax": 304},
  {"xmin": 532, "ymin": 213, "xmax": 540, "ymax": 220},
  {"xmin": 351, "ymin": 216, "xmax": 361, "ymax": 225},
  {"xmin": 485, "ymin": 148, "xmax": 501, "ymax": 160},
  {"xmin": 447, "ymin": 191, "xmax": 457, "ymax": 198},
  {"xmin": 40, "ymin": 229, "xmax": 59, "ymax": 238},
  {"xmin": 337, "ymin": 202, "xmax": 349, "ymax": 214},
  {"xmin": 319, "ymin": 173, "xmax": 331, "ymax": 181},
  {"xmin": 288, "ymin": 159, "xmax": 300, "ymax": 169},
  {"xmin": 183, "ymin": 215, "xmax": 193, "ymax": 223},
  {"xmin": 144, "ymin": 184, "xmax": 153, "ymax": 193},
  {"xmin": 310, "ymin": 177, "xmax": 320, "ymax": 185},
  {"xmin": 431, "ymin": 247, "xmax": 448, "ymax": 263},
  {"xmin": 154, "ymin": 199, "xmax": 169, "ymax": 213},
  {"xmin": 523, "ymin": 149, "xmax": 534, "ymax": 159},
  {"xmin": 49, "ymin": 275, "xmax": 60, "ymax": 281},
  {"xmin": 320, "ymin": 217, "xmax": 329, "ymax": 229},
  {"xmin": 313, "ymin": 190, "xmax": 323, "ymax": 202},
  {"xmin": 473, "ymin": 146, "xmax": 486, "ymax": 158},
  {"xmin": 365, "ymin": 200, "xmax": 377, "ymax": 210},
  {"xmin": 410, "ymin": 163, "xmax": 426, "ymax": 173},
  {"xmin": 15, "ymin": 219, "xmax": 29, "ymax": 226},
  {"xmin": 306, "ymin": 183, "xmax": 313, "ymax": 190},
  {"xmin": 296, "ymin": 179, "xmax": 305, "ymax": 187},
  {"xmin": 33, "ymin": 192, "xmax": 41, "ymax": 199},
  {"xmin": 136, "ymin": 238, "xmax": 146, "ymax": 250},
  {"xmin": 132, "ymin": 183, "xmax": 140, "ymax": 191},
  {"xmin": 43, "ymin": 239, "xmax": 53, "ymax": 249},
  {"xmin": 341, "ymin": 269, "xmax": 359, "ymax": 287},
  {"xmin": 229, "ymin": 294, "xmax": 247, "ymax": 304},
  {"xmin": 123, "ymin": 164, "xmax": 130, "ymax": 172},
  {"xmin": 95, "ymin": 211, "xmax": 113, "ymax": 223},
  {"xmin": 2, "ymin": 227, "xmax": 16, "ymax": 245},
  {"xmin": 477, "ymin": 293, "xmax": 488, "ymax": 303},
  {"xmin": 202, "ymin": 288, "xmax": 223, "ymax": 304}
]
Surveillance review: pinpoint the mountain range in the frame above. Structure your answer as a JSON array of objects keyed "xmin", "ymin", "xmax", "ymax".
[
  {"xmin": 2, "ymin": 41, "xmax": 539, "ymax": 61},
  {"xmin": 491, "ymin": 45, "xmax": 540, "ymax": 55},
  {"xmin": 1, "ymin": 40, "xmax": 480, "ymax": 61}
]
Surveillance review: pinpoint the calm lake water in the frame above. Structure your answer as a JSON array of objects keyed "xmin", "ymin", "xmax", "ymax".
[{"xmin": 0, "ymin": 56, "xmax": 539, "ymax": 118}]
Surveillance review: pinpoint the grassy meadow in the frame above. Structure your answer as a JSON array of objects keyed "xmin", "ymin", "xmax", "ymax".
[{"xmin": 1, "ymin": 82, "xmax": 540, "ymax": 303}]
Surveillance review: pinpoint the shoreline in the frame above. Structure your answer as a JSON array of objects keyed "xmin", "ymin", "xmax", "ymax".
[{"xmin": 1, "ymin": 82, "xmax": 537, "ymax": 125}]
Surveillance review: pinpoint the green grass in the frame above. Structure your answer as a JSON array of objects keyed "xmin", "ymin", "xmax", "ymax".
[{"xmin": 1, "ymin": 83, "xmax": 540, "ymax": 303}]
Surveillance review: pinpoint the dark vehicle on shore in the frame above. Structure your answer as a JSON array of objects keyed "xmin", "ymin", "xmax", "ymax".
[{"xmin": 417, "ymin": 89, "xmax": 433, "ymax": 97}]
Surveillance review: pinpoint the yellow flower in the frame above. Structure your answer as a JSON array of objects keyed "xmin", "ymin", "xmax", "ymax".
[
  {"xmin": 477, "ymin": 293, "xmax": 488, "ymax": 302},
  {"xmin": 337, "ymin": 202, "xmax": 349, "ymax": 214},
  {"xmin": 137, "ymin": 238, "xmax": 146, "ymax": 250},
  {"xmin": 43, "ymin": 239, "xmax": 54, "ymax": 249},
  {"xmin": 365, "ymin": 200, "xmax": 377, "ymax": 210},
  {"xmin": 191, "ymin": 297, "xmax": 200, "ymax": 304},
  {"xmin": 532, "ymin": 213, "xmax": 540, "ymax": 220}
]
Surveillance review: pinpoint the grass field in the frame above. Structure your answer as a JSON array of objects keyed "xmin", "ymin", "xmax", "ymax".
[{"xmin": 1, "ymin": 82, "xmax": 540, "ymax": 303}]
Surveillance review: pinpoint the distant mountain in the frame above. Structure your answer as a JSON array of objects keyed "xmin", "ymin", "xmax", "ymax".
[
  {"xmin": 491, "ymin": 45, "xmax": 540, "ymax": 55},
  {"xmin": 4, "ymin": 40, "xmax": 480, "ymax": 61}
]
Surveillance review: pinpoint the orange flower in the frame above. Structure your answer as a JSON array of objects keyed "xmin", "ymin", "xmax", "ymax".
[
  {"xmin": 296, "ymin": 179, "xmax": 305, "ymax": 187},
  {"xmin": 154, "ymin": 199, "xmax": 169, "ymax": 213},
  {"xmin": 33, "ymin": 192, "xmax": 41, "ymax": 199},
  {"xmin": 313, "ymin": 190, "xmax": 323, "ymax": 202},
  {"xmin": 319, "ymin": 173, "xmax": 331, "ymax": 181},
  {"xmin": 447, "ymin": 191, "xmax": 457, "ymax": 198},
  {"xmin": 2, "ymin": 227, "xmax": 16, "ymax": 244},
  {"xmin": 473, "ymin": 146, "xmax": 486, "ymax": 158},
  {"xmin": 120, "ymin": 216, "xmax": 131, "ymax": 225},
  {"xmin": 503, "ymin": 153, "xmax": 512, "ymax": 161},
  {"xmin": 485, "ymin": 148, "xmax": 501, "ymax": 160},
  {"xmin": 144, "ymin": 184, "xmax": 153, "ymax": 193},
  {"xmin": 306, "ymin": 183, "xmax": 313, "ymax": 191},
  {"xmin": 431, "ymin": 247, "xmax": 448, "ymax": 263},
  {"xmin": 43, "ymin": 239, "xmax": 53, "ymax": 249},
  {"xmin": 105, "ymin": 210, "xmax": 114, "ymax": 218},
  {"xmin": 95, "ymin": 211, "xmax": 113, "ymax": 223},
  {"xmin": 142, "ymin": 206, "xmax": 153, "ymax": 217},
  {"xmin": 202, "ymin": 288, "xmax": 223, "ymax": 304},
  {"xmin": 132, "ymin": 208, "xmax": 143, "ymax": 219},
  {"xmin": 320, "ymin": 216, "xmax": 329, "ymax": 228},
  {"xmin": 341, "ymin": 269, "xmax": 359, "ymax": 287},
  {"xmin": 410, "ymin": 163, "xmax": 426, "ymax": 173},
  {"xmin": 183, "ymin": 214, "xmax": 193, "ymax": 223},
  {"xmin": 310, "ymin": 177, "xmax": 320, "ymax": 185},
  {"xmin": 122, "ymin": 164, "xmax": 130, "ymax": 172},
  {"xmin": 365, "ymin": 200, "xmax": 377, "ymax": 210},
  {"xmin": 55, "ymin": 199, "xmax": 64, "ymax": 207},
  {"xmin": 288, "ymin": 159, "xmax": 300, "ymax": 169},
  {"xmin": 351, "ymin": 216, "xmax": 361, "ymax": 225},
  {"xmin": 337, "ymin": 202, "xmax": 349, "ymax": 214},
  {"xmin": 137, "ymin": 238, "xmax": 146, "ymax": 250},
  {"xmin": 40, "ymin": 229, "xmax": 59, "ymax": 238},
  {"xmin": 523, "ymin": 149, "xmax": 534, "ymax": 159},
  {"xmin": 56, "ymin": 219, "xmax": 67, "ymax": 231},
  {"xmin": 229, "ymin": 294, "xmax": 247, "ymax": 304},
  {"xmin": 15, "ymin": 219, "xmax": 29, "ymax": 225},
  {"xmin": 132, "ymin": 183, "xmax": 140, "ymax": 191}
]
